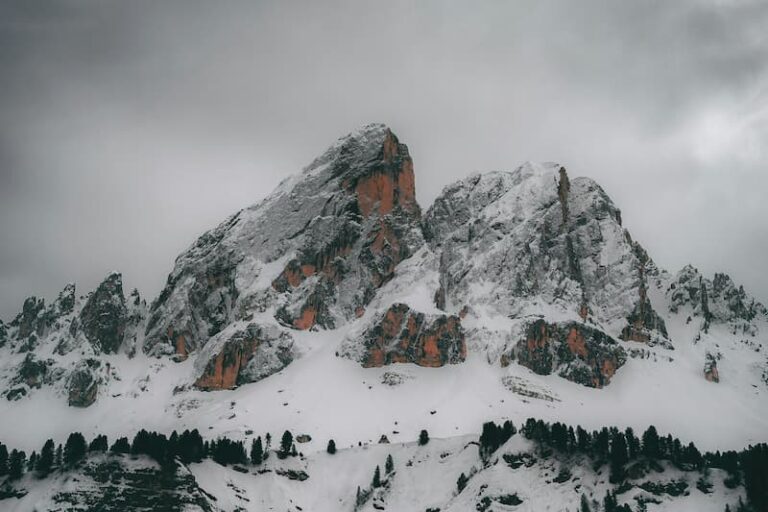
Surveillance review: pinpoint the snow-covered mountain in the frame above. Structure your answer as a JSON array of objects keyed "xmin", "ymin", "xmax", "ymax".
[{"xmin": 1, "ymin": 124, "xmax": 766, "ymax": 511}]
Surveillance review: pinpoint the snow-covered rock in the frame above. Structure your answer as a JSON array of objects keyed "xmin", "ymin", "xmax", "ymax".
[{"xmin": 144, "ymin": 123, "xmax": 424, "ymax": 361}]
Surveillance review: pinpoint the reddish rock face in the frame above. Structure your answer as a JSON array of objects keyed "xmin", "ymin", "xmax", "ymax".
[
  {"xmin": 359, "ymin": 303, "xmax": 465, "ymax": 368},
  {"xmin": 195, "ymin": 336, "xmax": 258, "ymax": 390},
  {"xmin": 354, "ymin": 130, "xmax": 418, "ymax": 218},
  {"xmin": 194, "ymin": 324, "xmax": 294, "ymax": 391},
  {"xmin": 514, "ymin": 320, "xmax": 626, "ymax": 388},
  {"xmin": 272, "ymin": 128, "xmax": 423, "ymax": 331}
]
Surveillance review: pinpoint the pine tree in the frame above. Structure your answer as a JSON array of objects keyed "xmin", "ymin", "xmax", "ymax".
[
  {"xmin": 27, "ymin": 451, "xmax": 37, "ymax": 472},
  {"xmin": 372, "ymin": 465, "xmax": 382, "ymax": 488},
  {"xmin": 625, "ymin": 427, "xmax": 640, "ymax": 460},
  {"xmin": 326, "ymin": 439, "xmax": 336, "ymax": 455},
  {"xmin": 419, "ymin": 429, "xmax": 429, "ymax": 446},
  {"xmin": 580, "ymin": 493, "xmax": 591, "ymax": 512},
  {"xmin": 279, "ymin": 430, "xmax": 293, "ymax": 459},
  {"xmin": 89, "ymin": 434, "xmax": 108, "ymax": 452},
  {"xmin": 603, "ymin": 490, "xmax": 618, "ymax": 512},
  {"xmin": 385, "ymin": 454, "xmax": 394, "ymax": 474},
  {"xmin": 8, "ymin": 449, "xmax": 25, "ymax": 480},
  {"xmin": 641, "ymin": 426, "xmax": 660, "ymax": 459},
  {"xmin": 0, "ymin": 442, "xmax": 8, "ymax": 476},
  {"xmin": 64, "ymin": 432, "xmax": 87, "ymax": 466},
  {"xmin": 251, "ymin": 436, "xmax": 264, "ymax": 465},
  {"xmin": 609, "ymin": 432, "xmax": 629, "ymax": 483},
  {"xmin": 36, "ymin": 439, "xmax": 55, "ymax": 475},
  {"xmin": 457, "ymin": 472, "xmax": 469, "ymax": 493},
  {"xmin": 110, "ymin": 437, "xmax": 131, "ymax": 454},
  {"xmin": 55, "ymin": 444, "xmax": 63, "ymax": 467}
]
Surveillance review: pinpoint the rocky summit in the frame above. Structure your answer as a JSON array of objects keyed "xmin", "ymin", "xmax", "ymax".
[{"xmin": 0, "ymin": 124, "xmax": 766, "ymax": 512}]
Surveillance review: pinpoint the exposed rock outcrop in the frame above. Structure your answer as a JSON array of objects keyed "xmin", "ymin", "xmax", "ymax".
[
  {"xmin": 194, "ymin": 323, "xmax": 294, "ymax": 390},
  {"xmin": 13, "ymin": 296, "xmax": 45, "ymax": 340},
  {"xmin": 668, "ymin": 265, "xmax": 767, "ymax": 329},
  {"xmin": 80, "ymin": 272, "xmax": 128, "ymax": 354},
  {"xmin": 347, "ymin": 303, "xmax": 466, "ymax": 368},
  {"xmin": 511, "ymin": 320, "xmax": 626, "ymax": 388},
  {"xmin": 67, "ymin": 360, "xmax": 100, "ymax": 407},
  {"xmin": 423, "ymin": 163, "xmax": 668, "ymax": 346},
  {"xmin": 12, "ymin": 353, "xmax": 52, "ymax": 390},
  {"xmin": 145, "ymin": 124, "xmax": 423, "ymax": 357}
]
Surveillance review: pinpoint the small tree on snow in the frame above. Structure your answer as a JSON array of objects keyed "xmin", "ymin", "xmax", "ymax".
[
  {"xmin": 457, "ymin": 472, "xmax": 469, "ymax": 493},
  {"xmin": 385, "ymin": 454, "xmax": 394, "ymax": 474},
  {"xmin": 419, "ymin": 430, "xmax": 429, "ymax": 446},
  {"xmin": 327, "ymin": 439, "xmax": 336, "ymax": 454},
  {"xmin": 372, "ymin": 465, "xmax": 382, "ymax": 488}
]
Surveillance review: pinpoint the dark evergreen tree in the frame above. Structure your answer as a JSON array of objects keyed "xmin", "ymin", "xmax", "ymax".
[
  {"xmin": 593, "ymin": 428, "xmax": 610, "ymax": 460},
  {"xmin": 457, "ymin": 472, "xmax": 469, "ymax": 493},
  {"xmin": 37, "ymin": 439, "xmax": 55, "ymax": 476},
  {"xmin": 55, "ymin": 444, "xmax": 63, "ymax": 467},
  {"xmin": 372, "ymin": 465, "xmax": 382, "ymax": 488},
  {"xmin": 211, "ymin": 437, "xmax": 247, "ymax": 466},
  {"xmin": 177, "ymin": 429, "xmax": 204, "ymax": 464},
  {"xmin": 279, "ymin": 430, "xmax": 293, "ymax": 459},
  {"xmin": 419, "ymin": 429, "xmax": 429, "ymax": 446},
  {"xmin": 0, "ymin": 442, "xmax": 8, "ymax": 476},
  {"xmin": 609, "ymin": 432, "xmax": 629, "ymax": 483},
  {"xmin": 576, "ymin": 426, "xmax": 591, "ymax": 454},
  {"xmin": 8, "ymin": 449, "xmax": 25, "ymax": 480},
  {"xmin": 580, "ymin": 493, "xmax": 591, "ymax": 512},
  {"xmin": 110, "ymin": 437, "xmax": 131, "ymax": 454},
  {"xmin": 385, "ymin": 454, "xmax": 394, "ymax": 474},
  {"xmin": 741, "ymin": 443, "xmax": 768, "ymax": 511},
  {"xmin": 641, "ymin": 426, "xmax": 660, "ymax": 459},
  {"xmin": 27, "ymin": 451, "xmax": 37, "ymax": 472},
  {"xmin": 625, "ymin": 427, "xmax": 640, "ymax": 460},
  {"xmin": 251, "ymin": 436, "xmax": 264, "ymax": 465},
  {"xmin": 89, "ymin": 434, "xmax": 108, "ymax": 452},
  {"xmin": 603, "ymin": 490, "xmax": 618, "ymax": 512},
  {"xmin": 64, "ymin": 432, "xmax": 87, "ymax": 466},
  {"xmin": 479, "ymin": 421, "xmax": 516, "ymax": 459},
  {"xmin": 326, "ymin": 439, "xmax": 336, "ymax": 455}
]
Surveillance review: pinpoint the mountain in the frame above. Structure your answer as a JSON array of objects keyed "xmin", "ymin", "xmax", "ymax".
[{"xmin": 0, "ymin": 124, "xmax": 766, "ymax": 511}]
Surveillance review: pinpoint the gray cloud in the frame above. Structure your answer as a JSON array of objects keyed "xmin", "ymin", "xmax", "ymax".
[{"xmin": 1, "ymin": 0, "xmax": 767, "ymax": 319}]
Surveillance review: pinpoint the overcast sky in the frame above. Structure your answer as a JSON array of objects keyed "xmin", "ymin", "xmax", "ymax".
[{"xmin": 1, "ymin": 0, "xmax": 767, "ymax": 319}]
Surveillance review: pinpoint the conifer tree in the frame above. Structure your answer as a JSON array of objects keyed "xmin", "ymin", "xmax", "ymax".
[
  {"xmin": 251, "ymin": 436, "xmax": 264, "ymax": 465},
  {"xmin": 64, "ymin": 432, "xmax": 87, "ymax": 466},
  {"xmin": 372, "ymin": 465, "xmax": 382, "ymax": 488},
  {"xmin": 419, "ymin": 429, "xmax": 429, "ymax": 446},
  {"xmin": 457, "ymin": 472, "xmax": 469, "ymax": 493},
  {"xmin": 279, "ymin": 431, "xmax": 293, "ymax": 459},
  {"xmin": 8, "ymin": 449, "xmax": 25, "ymax": 480},
  {"xmin": 110, "ymin": 437, "xmax": 131, "ymax": 454},
  {"xmin": 89, "ymin": 434, "xmax": 108, "ymax": 452},
  {"xmin": 27, "ymin": 451, "xmax": 37, "ymax": 472},
  {"xmin": 609, "ymin": 432, "xmax": 629, "ymax": 483},
  {"xmin": 385, "ymin": 454, "xmax": 394, "ymax": 474},
  {"xmin": 641, "ymin": 426, "xmax": 660, "ymax": 459},
  {"xmin": 580, "ymin": 493, "xmax": 591, "ymax": 512},
  {"xmin": 55, "ymin": 444, "xmax": 63, "ymax": 467},
  {"xmin": 326, "ymin": 439, "xmax": 336, "ymax": 455},
  {"xmin": 36, "ymin": 439, "xmax": 55, "ymax": 475},
  {"xmin": 0, "ymin": 442, "xmax": 8, "ymax": 476}
]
